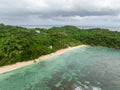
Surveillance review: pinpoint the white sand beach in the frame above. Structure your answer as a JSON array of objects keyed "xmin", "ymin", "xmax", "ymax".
[{"xmin": 0, "ymin": 45, "xmax": 87, "ymax": 74}]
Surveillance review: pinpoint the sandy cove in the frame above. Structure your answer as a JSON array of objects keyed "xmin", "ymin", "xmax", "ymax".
[{"xmin": 0, "ymin": 45, "xmax": 87, "ymax": 75}]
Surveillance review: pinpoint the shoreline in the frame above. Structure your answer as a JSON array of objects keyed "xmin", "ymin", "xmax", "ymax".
[{"xmin": 0, "ymin": 45, "xmax": 87, "ymax": 75}]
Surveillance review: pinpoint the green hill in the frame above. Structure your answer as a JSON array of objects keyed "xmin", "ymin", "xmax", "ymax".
[{"xmin": 0, "ymin": 24, "xmax": 120, "ymax": 66}]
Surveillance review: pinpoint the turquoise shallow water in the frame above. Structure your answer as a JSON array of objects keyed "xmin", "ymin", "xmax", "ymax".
[{"xmin": 0, "ymin": 46, "xmax": 120, "ymax": 90}]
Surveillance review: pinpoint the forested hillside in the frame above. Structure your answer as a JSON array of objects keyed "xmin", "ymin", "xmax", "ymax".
[{"xmin": 0, "ymin": 24, "xmax": 120, "ymax": 66}]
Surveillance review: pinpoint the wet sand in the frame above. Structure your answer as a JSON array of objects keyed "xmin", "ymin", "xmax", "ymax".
[{"xmin": 0, "ymin": 45, "xmax": 87, "ymax": 74}]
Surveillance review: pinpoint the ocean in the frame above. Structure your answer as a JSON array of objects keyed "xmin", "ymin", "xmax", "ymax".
[
  {"xmin": 21, "ymin": 25, "xmax": 120, "ymax": 31},
  {"xmin": 0, "ymin": 46, "xmax": 120, "ymax": 90}
]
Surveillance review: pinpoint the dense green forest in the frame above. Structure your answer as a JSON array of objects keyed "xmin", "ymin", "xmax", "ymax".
[{"xmin": 0, "ymin": 24, "xmax": 120, "ymax": 66}]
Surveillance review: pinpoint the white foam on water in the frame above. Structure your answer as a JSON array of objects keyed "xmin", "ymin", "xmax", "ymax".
[
  {"xmin": 92, "ymin": 86, "xmax": 102, "ymax": 90},
  {"xmin": 74, "ymin": 86, "xmax": 102, "ymax": 90},
  {"xmin": 74, "ymin": 86, "xmax": 83, "ymax": 90}
]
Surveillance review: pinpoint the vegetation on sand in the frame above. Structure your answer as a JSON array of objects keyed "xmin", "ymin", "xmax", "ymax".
[{"xmin": 0, "ymin": 24, "xmax": 120, "ymax": 66}]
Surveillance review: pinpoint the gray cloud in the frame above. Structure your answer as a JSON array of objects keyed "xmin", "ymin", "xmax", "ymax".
[{"xmin": 0, "ymin": 0, "xmax": 120, "ymax": 25}]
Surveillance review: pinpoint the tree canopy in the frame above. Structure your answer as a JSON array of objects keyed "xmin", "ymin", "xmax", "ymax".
[{"xmin": 0, "ymin": 24, "xmax": 120, "ymax": 66}]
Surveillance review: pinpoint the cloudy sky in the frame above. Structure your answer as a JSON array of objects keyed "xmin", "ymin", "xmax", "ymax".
[{"xmin": 0, "ymin": 0, "xmax": 120, "ymax": 26}]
